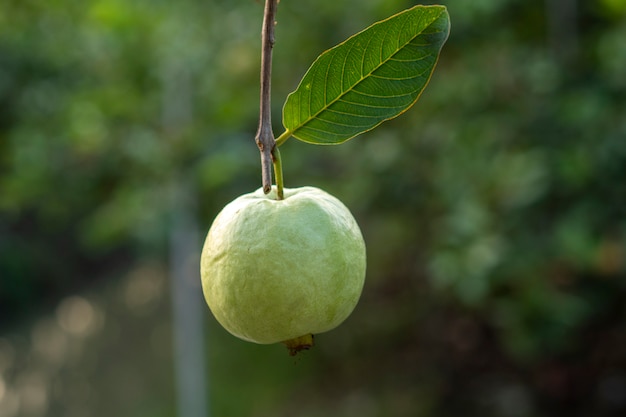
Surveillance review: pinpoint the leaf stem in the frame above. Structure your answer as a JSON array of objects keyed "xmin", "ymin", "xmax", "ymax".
[
  {"xmin": 271, "ymin": 147, "xmax": 284, "ymax": 200},
  {"xmin": 275, "ymin": 130, "xmax": 292, "ymax": 147},
  {"xmin": 255, "ymin": 0, "xmax": 279, "ymax": 194}
]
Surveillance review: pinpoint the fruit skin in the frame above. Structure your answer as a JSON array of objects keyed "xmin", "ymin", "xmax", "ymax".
[{"xmin": 201, "ymin": 186, "xmax": 366, "ymax": 345}]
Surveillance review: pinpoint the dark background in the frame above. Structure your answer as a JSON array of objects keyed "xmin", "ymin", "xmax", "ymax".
[{"xmin": 1, "ymin": 0, "xmax": 625, "ymax": 416}]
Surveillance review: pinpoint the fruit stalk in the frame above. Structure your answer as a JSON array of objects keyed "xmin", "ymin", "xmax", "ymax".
[
  {"xmin": 271, "ymin": 147, "xmax": 284, "ymax": 200},
  {"xmin": 255, "ymin": 0, "xmax": 279, "ymax": 194}
]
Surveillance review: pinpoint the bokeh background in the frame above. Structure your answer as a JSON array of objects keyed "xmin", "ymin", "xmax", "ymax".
[{"xmin": 1, "ymin": 0, "xmax": 625, "ymax": 416}]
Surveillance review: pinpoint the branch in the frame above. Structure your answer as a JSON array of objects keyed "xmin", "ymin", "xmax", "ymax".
[{"xmin": 255, "ymin": 0, "xmax": 279, "ymax": 195}]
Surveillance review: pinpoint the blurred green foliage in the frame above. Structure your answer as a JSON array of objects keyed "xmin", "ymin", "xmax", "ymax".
[{"xmin": 1, "ymin": 0, "xmax": 626, "ymax": 416}]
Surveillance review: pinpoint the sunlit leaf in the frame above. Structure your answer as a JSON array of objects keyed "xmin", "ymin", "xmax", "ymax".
[{"xmin": 281, "ymin": 5, "xmax": 450, "ymax": 145}]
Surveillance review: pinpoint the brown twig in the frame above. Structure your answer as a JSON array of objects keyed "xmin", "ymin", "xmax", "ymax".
[{"xmin": 255, "ymin": 0, "xmax": 279, "ymax": 194}]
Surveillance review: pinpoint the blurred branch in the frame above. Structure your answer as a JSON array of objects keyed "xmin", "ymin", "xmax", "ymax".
[
  {"xmin": 169, "ymin": 183, "xmax": 208, "ymax": 417},
  {"xmin": 162, "ymin": 59, "xmax": 208, "ymax": 417}
]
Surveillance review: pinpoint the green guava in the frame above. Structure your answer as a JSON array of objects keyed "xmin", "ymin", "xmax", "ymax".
[{"xmin": 200, "ymin": 186, "xmax": 366, "ymax": 354}]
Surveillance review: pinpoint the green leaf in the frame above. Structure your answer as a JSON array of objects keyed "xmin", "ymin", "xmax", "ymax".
[{"xmin": 281, "ymin": 5, "xmax": 450, "ymax": 145}]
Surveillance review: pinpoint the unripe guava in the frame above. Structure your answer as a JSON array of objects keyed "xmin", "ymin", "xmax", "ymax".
[{"xmin": 200, "ymin": 186, "xmax": 366, "ymax": 353}]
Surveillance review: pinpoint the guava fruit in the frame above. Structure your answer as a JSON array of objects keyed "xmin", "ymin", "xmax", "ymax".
[{"xmin": 200, "ymin": 186, "xmax": 366, "ymax": 354}]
